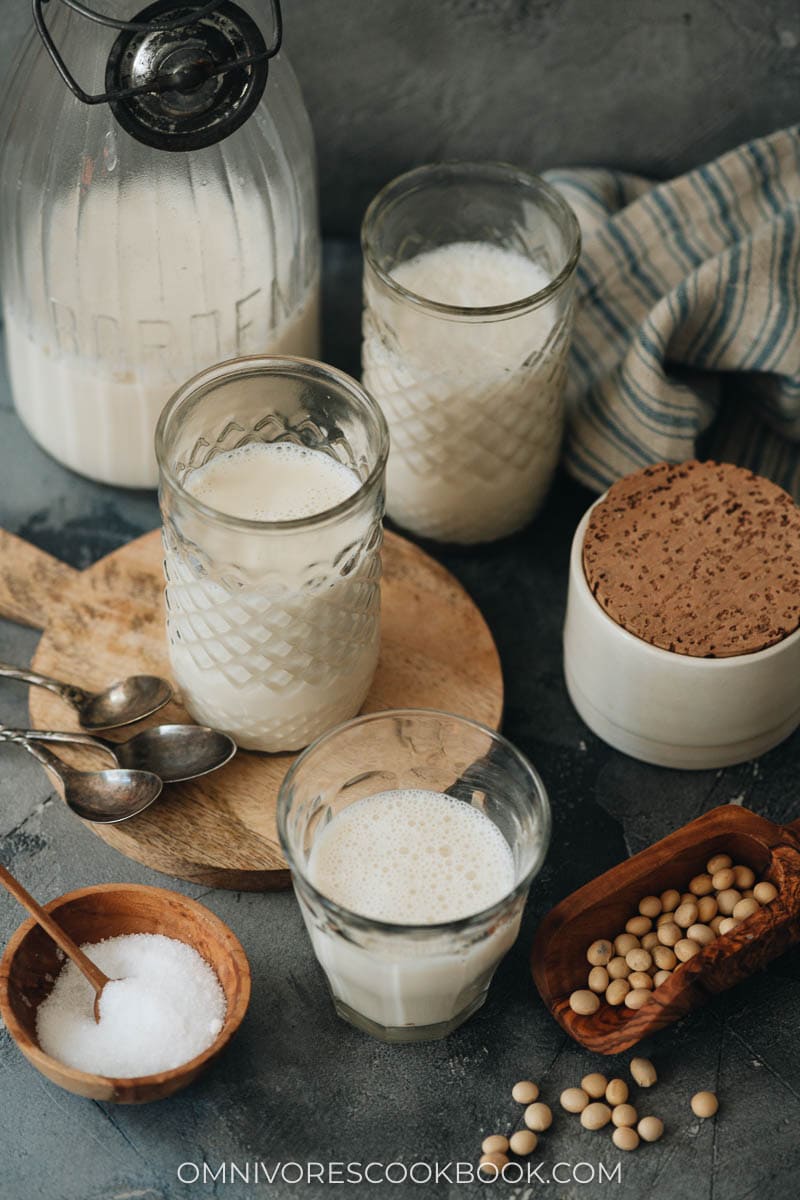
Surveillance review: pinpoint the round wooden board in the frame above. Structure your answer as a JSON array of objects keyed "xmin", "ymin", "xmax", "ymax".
[{"xmin": 27, "ymin": 529, "xmax": 503, "ymax": 890}]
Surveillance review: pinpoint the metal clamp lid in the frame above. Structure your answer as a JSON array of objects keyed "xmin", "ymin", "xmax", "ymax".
[{"xmin": 33, "ymin": 0, "xmax": 282, "ymax": 151}]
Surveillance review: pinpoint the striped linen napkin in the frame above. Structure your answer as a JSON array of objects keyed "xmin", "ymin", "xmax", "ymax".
[{"xmin": 545, "ymin": 125, "xmax": 800, "ymax": 497}]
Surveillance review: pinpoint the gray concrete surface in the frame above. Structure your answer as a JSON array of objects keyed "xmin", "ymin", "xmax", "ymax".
[
  {"xmin": 0, "ymin": 241, "xmax": 798, "ymax": 1200},
  {"xmin": 1, "ymin": 1, "xmax": 799, "ymax": 232}
]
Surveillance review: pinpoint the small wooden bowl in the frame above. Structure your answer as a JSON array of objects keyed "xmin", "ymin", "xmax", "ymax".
[
  {"xmin": 531, "ymin": 806, "xmax": 800, "ymax": 1054},
  {"xmin": 0, "ymin": 883, "xmax": 251, "ymax": 1103}
]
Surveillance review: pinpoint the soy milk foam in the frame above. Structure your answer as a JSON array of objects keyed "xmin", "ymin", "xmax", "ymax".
[
  {"xmin": 303, "ymin": 789, "xmax": 519, "ymax": 1030},
  {"xmin": 185, "ymin": 441, "xmax": 359, "ymax": 522},
  {"xmin": 393, "ymin": 242, "xmax": 547, "ymax": 309},
  {"xmin": 362, "ymin": 240, "xmax": 568, "ymax": 543},
  {"xmin": 308, "ymin": 789, "xmax": 515, "ymax": 923},
  {"xmin": 165, "ymin": 442, "xmax": 379, "ymax": 752}
]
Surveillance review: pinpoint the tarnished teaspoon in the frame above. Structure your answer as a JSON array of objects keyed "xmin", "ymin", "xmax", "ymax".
[
  {"xmin": 1, "ymin": 735, "xmax": 162, "ymax": 823},
  {"xmin": 0, "ymin": 661, "xmax": 172, "ymax": 730},
  {"xmin": 1, "ymin": 723, "xmax": 237, "ymax": 783}
]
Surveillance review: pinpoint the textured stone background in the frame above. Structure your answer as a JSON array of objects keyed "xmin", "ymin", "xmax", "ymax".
[{"xmin": 1, "ymin": 3, "xmax": 800, "ymax": 1200}]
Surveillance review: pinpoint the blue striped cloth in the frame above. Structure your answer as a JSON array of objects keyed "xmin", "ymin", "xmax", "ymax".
[{"xmin": 545, "ymin": 125, "xmax": 800, "ymax": 497}]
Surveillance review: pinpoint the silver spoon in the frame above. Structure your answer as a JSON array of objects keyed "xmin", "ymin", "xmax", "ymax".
[
  {"xmin": 1, "ymin": 723, "xmax": 237, "ymax": 783},
  {"xmin": 0, "ymin": 661, "xmax": 172, "ymax": 730},
  {"xmin": 1, "ymin": 734, "xmax": 162, "ymax": 823}
]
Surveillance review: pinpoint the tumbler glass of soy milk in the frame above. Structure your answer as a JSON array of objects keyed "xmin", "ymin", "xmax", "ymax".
[
  {"xmin": 156, "ymin": 357, "xmax": 389, "ymax": 752},
  {"xmin": 278, "ymin": 708, "xmax": 551, "ymax": 1041},
  {"xmin": 362, "ymin": 162, "xmax": 581, "ymax": 544}
]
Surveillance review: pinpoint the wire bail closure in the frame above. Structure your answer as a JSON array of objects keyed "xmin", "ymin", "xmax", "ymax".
[{"xmin": 32, "ymin": 0, "xmax": 282, "ymax": 150}]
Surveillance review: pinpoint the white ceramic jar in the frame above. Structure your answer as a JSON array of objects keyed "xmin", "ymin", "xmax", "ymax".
[{"xmin": 564, "ymin": 501, "xmax": 800, "ymax": 769}]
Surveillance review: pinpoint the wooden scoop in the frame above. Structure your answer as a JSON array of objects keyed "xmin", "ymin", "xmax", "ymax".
[
  {"xmin": 531, "ymin": 805, "xmax": 800, "ymax": 1055},
  {"xmin": 0, "ymin": 864, "xmax": 112, "ymax": 1021}
]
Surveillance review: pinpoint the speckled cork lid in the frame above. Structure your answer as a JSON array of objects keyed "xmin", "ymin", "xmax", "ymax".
[{"xmin": 582, "ymin": 460, "xmax": 800, "ymax": 658}]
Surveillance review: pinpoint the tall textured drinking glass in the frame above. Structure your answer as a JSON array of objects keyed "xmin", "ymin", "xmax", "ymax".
[
  {"xmin": 156, "ymin": 356, "xmax": 388, "ymax": 753},
  {"xmin": 362, "ymin": 162, "xmax": 581, "ymax": 544},
  {"xmin": 278, "ymin": 708, "xmax": 551, "ymax": 1042}
]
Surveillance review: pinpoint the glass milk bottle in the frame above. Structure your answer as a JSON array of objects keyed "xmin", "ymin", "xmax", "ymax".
[
  {"xmin": 0, "ymin": 0, "xmax": 319, "ymax": 488},
  {"xmin": 362, "ymin": 162, "xmax": 580, "ymax": 544}
]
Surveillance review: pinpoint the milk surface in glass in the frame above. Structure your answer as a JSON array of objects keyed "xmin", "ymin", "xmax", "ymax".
[
  {"xmin": 305, "ymin": 788, "xmax": 518, "ymax": 1029},
  {"xmin": 362, "ymin": 240, "xmax": 571, "ymax": 544},
  {"xmin": 164, "ymin": 441, "xmax": 380, "ymax": 752}
]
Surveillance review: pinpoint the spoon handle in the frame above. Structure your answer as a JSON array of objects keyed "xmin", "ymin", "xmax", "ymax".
[
  {"xmin": 0, "ymin": 726, "xmax": 117, "ymax": 764},
  {"xmin": 0, "ymin": 863, "xmax": 110, "ymax": 996},
  {"xmin": 0, "ymin": 662, "xmax": 87, "ymax": 707},
  {"xmin": 2, "ymin": 734, "xmax": 70, "ymax": 781}
]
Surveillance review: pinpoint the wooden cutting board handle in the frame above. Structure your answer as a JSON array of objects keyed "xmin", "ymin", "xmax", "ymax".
[{"xmin": 0, "ymin": 530, "xmax": 79, "ymax": 632}]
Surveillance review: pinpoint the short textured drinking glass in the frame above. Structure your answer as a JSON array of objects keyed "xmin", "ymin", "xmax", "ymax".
[
  {"xmin": 361, "ymin": 162, "xmax": 581, "ymax": 544},
  {"xmin": 156, "ymin": 356, "xmax": 389, "ymax": 752},
  {"xmin": 278, "ymin": 708, "xmax": 551, "ymax": 1042}
]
